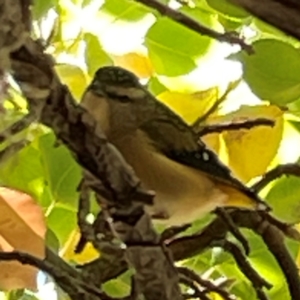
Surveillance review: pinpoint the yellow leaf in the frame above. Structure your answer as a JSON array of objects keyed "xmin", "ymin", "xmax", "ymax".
[
  {"xmin": 202, "ymin": 133, "xmax": 220, "ymax": 155},
  {"xmin": 157, "ymin": 88, "xmax": 218, "ymax": 125},
  {"xmin": 210, "ymin": 293, "xmax": 224, "ymax": 300},
  {"xmin": 55, "ymin": 64, "xmax": 88, "ymax": 101},
  {"xmin": 220, "ymin": 105, "xmax": 283, "ymax": 182},
  {"xmin": 61, "ymin": 229, "xmax": 99, "ymax": 264},
  {"xmin": 112, "ymin": 52, "xmax": 154, "ymax": 79}
]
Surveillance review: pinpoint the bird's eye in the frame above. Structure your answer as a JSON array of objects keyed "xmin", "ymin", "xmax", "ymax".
[
  {"xmin": 106, "ymin": 91, "xmax": 132, "ymax": 103},
  {"xmin": 116, "ymin": 95, "xmax": 132, "ymax": 103}
]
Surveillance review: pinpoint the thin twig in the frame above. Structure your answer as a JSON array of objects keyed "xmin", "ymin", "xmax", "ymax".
[
  {"xmin": 258, "ymin": 218, "xmax": 300, "ymax": 300},
  {"xmin": 160, "ymin": 224, "xmax": 191, "ymax": 243},
  {"xmin": 170, "ymin": 210, "xmax": 300, "ymax": 300},
  {"xmin": 215, "ymin": 208, "xmax": 250, "ymax": 255},
  {"xmin": 0, "ymin": 112, "xmax": 37, "ymax": 143},
  {"xmin": 0, "ymin": 139, "xmax": 29, "ymax": 163},
  {"xmin": 193, "ymin": 79, "xmax": 242, "ymax": 130},
  {"xmin": 252, "ymin": 163, "xmax": 300, "ymax": 192},
  {"xmin": 262, "ymin": 212, "xmax": 300, "ymax": 241},
  {"xmin": 75, "ymin": 178, "xmax": 93, "ymax": 254},
  {"xmin": 197, "ymin": 118, "xmax": 275, "ymax": 137},
  {"xmin": 178, "ymin": 267, "xmax": 234, "ymax": 300},
  {"xmin": 180, "ymin": 275, "xmax": 210, "ymax": 300},
  {"xmin": 0, "ymin": 251, "xmax": 115, "ymax": 300},
  {"xmin": 223, "ymin": 241, "xmax": 271, "ymax": 300},
  {"xmin": 135, "ymin": 0, "xmax": 253, "ymax": 53}
]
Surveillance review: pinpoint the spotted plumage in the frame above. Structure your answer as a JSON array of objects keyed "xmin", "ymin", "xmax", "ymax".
[{"xmin": 81, "ymin": 66, "xmax": 268, "ymax": 225}]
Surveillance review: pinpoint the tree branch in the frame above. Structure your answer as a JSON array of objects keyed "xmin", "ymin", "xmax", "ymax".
[
  {"xmin": 0, "ymin": 250, "xmax": 113, "ymax": 300},
  {"xmin": 193, "ymin": 79, "xmax": 241, "ymax": 130},
  {"xmin": 178, "ymin": 267, "xmax": 234, "ymax": 300},
  {"xmin": 2, "ymin": 1, "xmax": 182, "ymax": 299},
  {"xmin": 229, "ymin": 0, "xmax": 300, "ymax": 41},
  {"xmin": 223, "ymin": 241, "xmax": 270, "ymax": 300},
  {"xmin": 134, "ymin": 0, "xmax": 253, "ymax": 53},
  {"xmin": 169, "ymin": 210, "xmax": 300, "ymax": 299},
  {"xmin": 251, "ymin": 163, "xmax": 300, "ymax": 192},
  {"xmin": 197, "ymin": 118, "xmax": 274, "ymax": 137},
  {"xmin": 84, "ymin": 210, "xmax": 300, "ymax": 299}
]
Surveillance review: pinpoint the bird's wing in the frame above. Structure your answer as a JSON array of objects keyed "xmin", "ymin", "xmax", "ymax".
[{"xmin": 165, "ymin": 142, "xmax": 269, "ymax": 210}]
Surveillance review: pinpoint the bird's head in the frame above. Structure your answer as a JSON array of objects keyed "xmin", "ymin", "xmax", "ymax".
[{"xmin": 81, "ymin": 66, "xmax": 156, "ymax": 140}]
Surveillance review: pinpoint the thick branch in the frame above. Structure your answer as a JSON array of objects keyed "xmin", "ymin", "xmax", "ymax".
[{"xmin": 10, "ymin": 43, "xmax": 153, "ymax": 206}]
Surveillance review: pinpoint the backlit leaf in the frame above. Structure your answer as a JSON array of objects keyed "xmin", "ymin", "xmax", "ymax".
[
  {"xmin": 84, "ymin": 33, "xmax": 112, "ymax": 76},
  {"xmin": 112, "ymin": 52, "xmax": 153, "ymax": 78},
  {"xmin": 55, "ymin": 64, "xmax": 88, "ymax": 100},
  {"xmin": 221, "ymin": 105, "xmax": 284, "ymax": 182},
  {"xmin": 206, "ymin": 0, "xmax": 249, "ymax": 19},
  {"xmin": 145, "ymin": 8, "xmax": 219, "ymax": 76},
  {"xmin": 236, "ymin": 39, "xmax": 300, "ymax": 105},
  {"xmin": 266, "ymin": 177, "xmax": 300, "ymax": 223},
  {"xmin": 157, "ymin": 88, "xmax": 218, "ymax": 124},
  {"xmin": 39, "ymin": 133, "xmax": 81, "ymax": 207}
]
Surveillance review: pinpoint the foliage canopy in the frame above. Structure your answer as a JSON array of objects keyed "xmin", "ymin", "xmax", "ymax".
[{"xmin": 1, "ymin": 0, "xmax": 300, "ymax": 299}]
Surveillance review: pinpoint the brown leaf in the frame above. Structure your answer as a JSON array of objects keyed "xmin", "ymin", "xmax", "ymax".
[{"xmin": 0, "ymin": 187, "xmax": 46, "ymax": 290}]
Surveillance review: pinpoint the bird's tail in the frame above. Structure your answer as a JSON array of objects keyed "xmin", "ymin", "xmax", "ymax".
[{"xmin": 216, "ymin": 182, "xmax": 269, "ymax": 211}]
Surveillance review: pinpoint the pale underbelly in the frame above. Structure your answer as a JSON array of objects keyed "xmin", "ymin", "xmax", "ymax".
[
  {"xmin": 114, "ymin": 133, "xmax": 229, "ymax": 226},
  {"xmin": 144, "ymin": 186, "xmax": 228, "ymax": 226}
]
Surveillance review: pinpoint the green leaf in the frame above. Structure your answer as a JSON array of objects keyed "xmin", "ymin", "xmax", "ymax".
[
  {"xmin": 84, "ymin": 33, "xmax": 112, "ymax": 76},
  {"xmin": 220, "ymin": 229, "xmax": 292, "ymax": 299},
  {"xmin": 236, "ymin": 39, "xmax": 300, "ymax": 104},
  {"xmin": 6, "ymin": 289, "xmax": 25, "ymax": 300},
  {"xmin": 266, "ymin": 176, "xmax": 300, "ymax": 223},
  {"xmin": 103, "ymin": 272, "xmax": 131, "ymax": 297},
  {"xmin": 287, "ymin": 97, "xmax": 300, "ymax": 117},
  {"xmin": 38, "ymin": 184, "xmax": 54, "ymax": 210},
  {"xmin": 145, "ymin": 8, "xmax": 217, "ymax": 76},
  {"xmin": 247, "ymin": 230, "xmax": 298, "ymax": 299},
  {"xmin": 218, "ymin": 13, "xmax": 252, "ymax": 31},
  {"xmin": 0, "ymin": 143, "xmax": 44, "ymax": 200},
  {"xmin": 253, "ymin": 19, "xmax": 299, "ymax": 46},
  {"xmin": 82, "ymin": 0, "xmax": 93, "ymax": 7},
  {"xmin": 99, "ymin": 0, "xmax": 149, "ymax": 22},
  {"xmin": 270, "ymin": 285, "xmax": 291, "ymax": 300},
  {"xmin": 32, "ymin": 0, "xmax": 57, "ymax": 20},
  {"xmin": 39, "ymin": 133, "xmax": 81, "ymax": 208},
  {"xmin": 46, "ymin": 228, "xmax": 60, "ymax": 252},
  {"xmin": 47, "ymin": 205, "xmax": 77, "ymax": 246},
  {"xmin": 55, "ymin": 64, "xmax": 88, "ymax": 100},
  {"xmin": 206, "ymin": 0, "xmax": 249, "ymax": 19},
  {"xmin": 146, "ymin": 18, "xmax": 196, "ymax": 75},
  {"xmin": 147, "ymin": 76, "xmax": 167, "ymax": 96},
  {"xmin": 95, "ymin": 0, "xmax": 153, "ymax": 54}
]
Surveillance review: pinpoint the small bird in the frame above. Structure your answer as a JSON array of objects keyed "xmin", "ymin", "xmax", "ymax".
[{"xmin": 81, "ymin": 66, "xmax": 268, "ymax": 226}]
